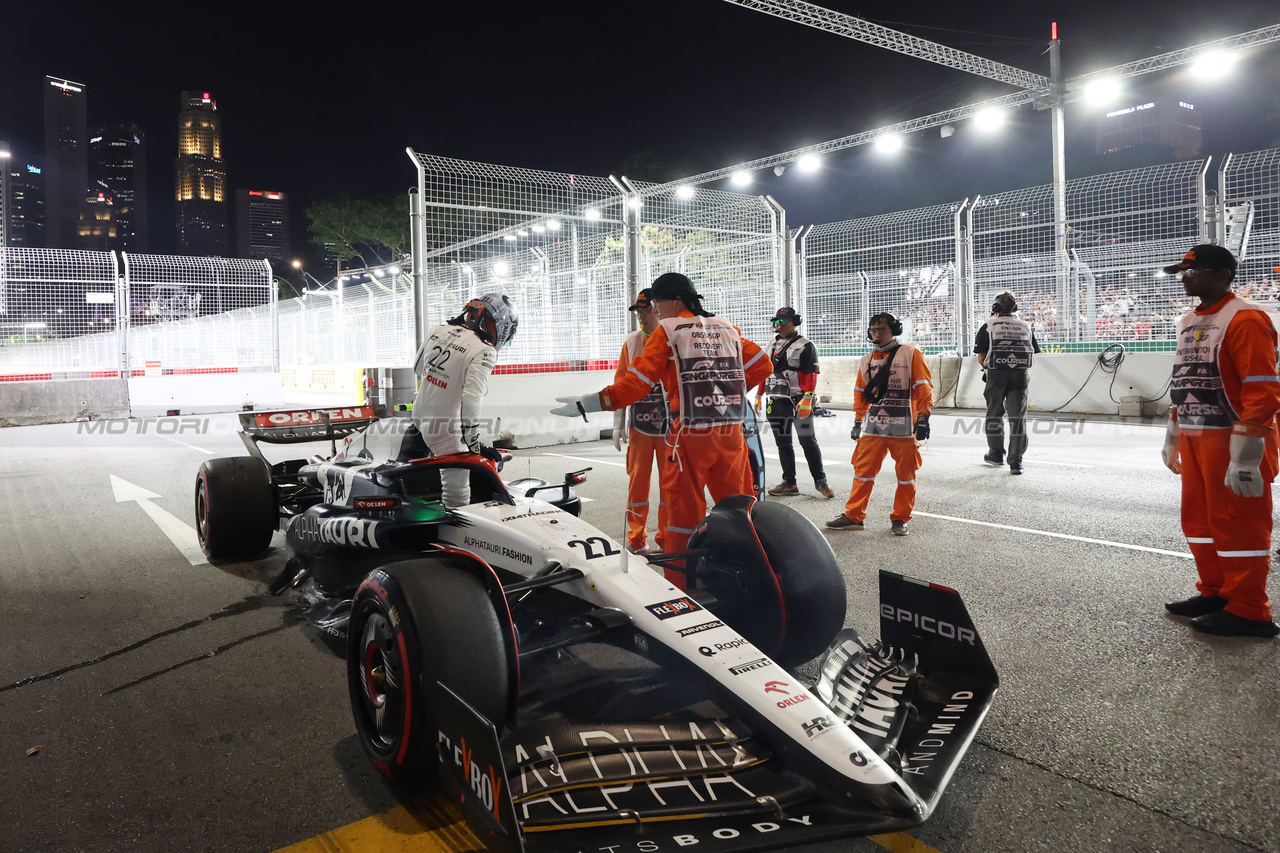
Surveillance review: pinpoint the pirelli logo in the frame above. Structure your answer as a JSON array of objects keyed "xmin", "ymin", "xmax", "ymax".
[{"xmin": 729, "ymin": 658, "xmax": 770, "ymax": 676}]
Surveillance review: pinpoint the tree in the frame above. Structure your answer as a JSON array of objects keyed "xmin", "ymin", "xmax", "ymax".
[{"xmin": 306, "ymin": 194, "xmax": 411, "ymax": 265}]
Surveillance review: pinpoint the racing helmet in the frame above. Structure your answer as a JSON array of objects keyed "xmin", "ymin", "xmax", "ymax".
[{"xmin": 455, "ymin": 293, "xmax": 519, "ymax": 348}]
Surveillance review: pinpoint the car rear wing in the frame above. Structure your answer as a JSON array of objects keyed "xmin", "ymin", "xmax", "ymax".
[{"xmin": 237, "ymin": 405, "xmax": 378, "ymax": 453}]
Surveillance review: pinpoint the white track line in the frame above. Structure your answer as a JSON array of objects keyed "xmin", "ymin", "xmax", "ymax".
[
  {"xmin": 158, "ymin": 435, "xmax": 215, "ymax": 454},
  {"xmin": 540, "ymin": 452, "xmax": 626, "ymax": 468},
  {"xmin": 912, "ymin": 510, "xmax": 1193, "ymax": 559}
]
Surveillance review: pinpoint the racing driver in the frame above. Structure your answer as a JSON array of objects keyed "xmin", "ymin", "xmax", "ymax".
[{"xmin": 413, "ymin": 293, "xmax": 518, "ymax": 507}]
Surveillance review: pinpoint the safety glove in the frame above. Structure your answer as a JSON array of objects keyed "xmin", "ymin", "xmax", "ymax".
[
  {"xmin": 551, "ymin": 393, "xmax": 603, "ymax": 421},
  {"xmin": 796, "ymin": 393, "xmax": 814, "ymax": 418},
  {"xmin": 850, "ymin": 420, "xmax": 862, "ymax": 441},
  {"xmin": 612, "ymin": 409, "xmax": 627, "ymax": 452},
  {"xmin": 1161, "ymin": 418, "xmax": 1181, "ymax": 474},
  {"xmin": 914, "ymin": 413, "xmax": 931, "ymax": 441},
  {"xmin": 1225, "ymin": 431, "xmax": 1266, "ymax": 497},
  {"xmin": 479, "ymin": 445, "xmax": 503, "ymax": 463}
]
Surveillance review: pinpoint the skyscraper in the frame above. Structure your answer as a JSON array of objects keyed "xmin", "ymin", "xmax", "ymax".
[
  {"xmin": 88, "ymin": 124, "xmax": 148, "ymax": 252},
  {"xmin": 43, "ymin": 76, "xmax": 88, "ymax": 249},
  {"xmin": 7, "ymin": 159, "xmax": 47, "ymax": 248},
  {"xmin": 175, "ymin": 91, "xmax": 228, "ymax": 256},
  {"xmin": 235, "ymin": 189, "xmax": 289, "ymax": 267}
]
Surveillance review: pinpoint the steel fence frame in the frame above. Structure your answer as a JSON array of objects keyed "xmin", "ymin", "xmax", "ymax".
[{"xmin": 796, "ymin": 149, "xmax": 1279, "ymax": 356}]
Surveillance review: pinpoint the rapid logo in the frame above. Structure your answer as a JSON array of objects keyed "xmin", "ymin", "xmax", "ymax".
[
  {"xmin": 646, "ymin": 597, "xmax": 703, "ymax": 620},
  {"xmin": 698, "ymin": 638, "xmax": 749, "ymax": 657},
  {"xmin": 293, "ymin": 515, "xmax": 379, "ymax": 548}
]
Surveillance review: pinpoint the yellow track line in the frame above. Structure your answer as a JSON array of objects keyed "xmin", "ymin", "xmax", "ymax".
[
  {"xmin": 273, "ymin": 792, "xmax": 484, "ymax": 853},
  {"xmin": 275, "ymin": 791, "xmax": 943, "ymax": 853},
  {"xmin": 870, "ymin": 831, "xmax": 945, "ymax": 853}
]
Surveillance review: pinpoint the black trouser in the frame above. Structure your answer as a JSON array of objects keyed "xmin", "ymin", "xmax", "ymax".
[
  {"xmin": 766, "ymin": 396, "xmax": 826, "ymax": 484},
  {"xmin": 984, "ymin": 368, "xmax": 1029, "ymax": 464}
]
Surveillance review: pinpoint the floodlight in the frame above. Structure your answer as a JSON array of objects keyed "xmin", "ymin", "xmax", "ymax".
[
  {"xmin": 773, "ymin": 165, "xmax": 786, "ymax": 176},
  {"xmin": 518, "ymin": 230, "xmax": 529, "ymax": 237},
  {"xmin": 940, "ymin": 125, "xmax": 955, "ymax": 139},
  {"xmin": 1192, "ymin": 50, "xmax": 1236, "ymax": 79},
  {"xmin": 730, "ymin": 170, "xmax": 752, "ymax": 187},
  {"xmin": 627, "ymin": 198, "xmax": 643, "ymax": 210},
  {"xmin": 546, "ymin": 219, "xmax": 562, "ymax": 231},
  {"xmin": 532, "ymin": 224, "xmax": 545, "ymax": 233},
  {"xmin": 973, "ymin": 107, "xmax": 1006, "ymax": 131},
  {"xmin": 503, "ymin": 234, "xmax": 517, "ymax": 241},
  {"xmin": 797, "ymin": 154, "xmax": 821, "ymax": 172},
  {"xmin": 675, "ymin": 185, "xmax": 695, "ymax": 200},
  {"xmin": 875, "ymin": 134, "xmax": 903, "ymax": 153},
  {"xmin": 585, "ymin": 207, "xmax": 602, "ymax": 220},
  {"xmin": 494, "ymin": 262, "xmax": 510, "ymax": 277},
  {"xmin": 1083, "ymin": 78, "xmax": 1122, "ymax": 104}
]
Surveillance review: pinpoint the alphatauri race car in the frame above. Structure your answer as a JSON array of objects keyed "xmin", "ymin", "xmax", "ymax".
[{"xmin": 195, "ymin": 405, "xmax": 997, "ymax": 853}]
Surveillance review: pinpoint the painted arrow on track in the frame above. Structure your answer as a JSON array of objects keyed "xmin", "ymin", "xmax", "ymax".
[{"xmin": 110, "ymin": 474, "xmax": 208, "ymax": 566}]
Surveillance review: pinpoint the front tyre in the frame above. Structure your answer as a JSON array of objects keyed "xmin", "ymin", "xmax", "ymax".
[
  {"xmin": 195, "ymin": 457, "xmax": 275, "ymax": 559},
  {"xmin": 691, "ymin": 496, "xmax": 846, "ymax": 668},
  {"xmin": 347, "ymin": 561, "xmax": 510, "ymax": 783}
]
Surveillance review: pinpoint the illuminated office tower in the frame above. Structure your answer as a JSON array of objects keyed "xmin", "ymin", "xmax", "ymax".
[
  {"xmin": 235, "ymin": 189, "xmax": 289, "ymax": 267},
  {"xmin": 88, "ymin": 124, "xmax": 148, "ymax": 252},
  {"xmin": 175, "ymin": 91, "xmax": 228, "ymax": 256},
  {"xmin": 43, "ymin": 76, "xmax": 88, "ymax": 249},
  {"xmin": 6, "ymin": 158, "xmax": 46, "ymax": 248}
]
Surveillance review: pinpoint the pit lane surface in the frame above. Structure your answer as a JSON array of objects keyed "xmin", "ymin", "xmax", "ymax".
[{"xmin": 1, "ymin": 403, "xmax": 1276, "ymax": 853}]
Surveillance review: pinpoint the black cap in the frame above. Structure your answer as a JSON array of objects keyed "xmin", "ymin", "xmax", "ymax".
[
  {"xmin": 649, "ymin": 272, "xmax": 702, "ymax": 303},
  {"xmin": 1163, "ymin": 244, "xmax": 1238, "ymax": 274},
  {"xmin": 628, "ymin": 288, "xmax": 655, "ymax": 311},
  {"xmin": 771, "ymin": 307, "xmax": 801, "ymax": 325}
]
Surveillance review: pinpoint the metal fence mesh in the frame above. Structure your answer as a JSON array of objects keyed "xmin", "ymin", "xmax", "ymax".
[
  {"xmin": 633, "ymin": 182, "xmax": 783, "ymax": 346},
  {"xmin": 801, "ymin": 203, "xmax": 961, "ymax": 355},
  {"xmin": 1222, "ymin": 149, "xmax": 1280, "ymax": 300},
  {"xmin": 795, "ymin": 155, "xmax": 1255, "ymax": 355},
  {"xmin": 3, "ymin": 148, "xmax": 1279, "ymax": 381}
]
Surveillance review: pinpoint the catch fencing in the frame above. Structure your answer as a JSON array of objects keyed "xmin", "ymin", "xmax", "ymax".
[
  {"xmin": 798, "ymin": 148, "xmax": 1280, "ymax": 355},
  {"xmin": 0, "ymin": 249, "xmax": 273, "ymax": 378},
  {"xmin": 4, "ymin": 147, "xmax": 1279, "ymax": 379}
]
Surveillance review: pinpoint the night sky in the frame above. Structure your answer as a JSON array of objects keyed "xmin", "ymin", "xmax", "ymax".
[{"xmin": 2, "ymin": 1, "xmax": 1278, "ymax": 262}]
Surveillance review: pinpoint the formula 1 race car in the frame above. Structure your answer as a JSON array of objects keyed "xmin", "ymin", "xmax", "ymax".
[{"xmin": 195, "ymin": 405, "xmax": 997, "ymax": 853}]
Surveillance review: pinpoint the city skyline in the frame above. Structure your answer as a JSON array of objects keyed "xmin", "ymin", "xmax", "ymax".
[{"xmin": 1, "ymin": 2, "xmax": 1278, "ymax": 265}]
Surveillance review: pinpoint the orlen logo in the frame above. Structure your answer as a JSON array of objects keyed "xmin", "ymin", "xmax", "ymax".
[{"xmin": 764, "ymin": 681, "xmax": 808, "ymax": 709}]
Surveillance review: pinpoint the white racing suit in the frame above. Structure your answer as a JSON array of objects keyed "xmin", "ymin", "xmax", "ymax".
[{"xmin": 411, "ymin": 323, "xmax": 498, "ymax": 507}]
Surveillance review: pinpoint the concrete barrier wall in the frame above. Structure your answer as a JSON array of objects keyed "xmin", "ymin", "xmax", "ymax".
[
  {"xmin": 128, "ymin": 373, "xmax": 285, "ymax": 418},
  {"xmin": 0, "ymin": 379, "xmax": 130, "ymax": 426},
  {"xmin": 814, "ymin": 352, "xmax": 1172, "ymax": 417}
]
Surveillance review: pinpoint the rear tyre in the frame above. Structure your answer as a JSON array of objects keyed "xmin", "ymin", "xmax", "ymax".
[
  {"xmin": 195, "ymin": 456, "xmax": 275, "ymax": 559},
  {"xmin": 690, "ymin": 496, "xmax": 846, "ymax": 668},
  {"xmin": 347, "ymin": 561, "xmax": 510, "ymax": 783}
]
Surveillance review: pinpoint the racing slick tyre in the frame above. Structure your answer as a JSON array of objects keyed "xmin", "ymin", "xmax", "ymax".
[
  {"xmin": 195, "ymin": 456, "xmax": 275, "ymax": 559},
  {"xmin": 347, "ymin": 561, "xmax": 510, "ymax": 783},
  {"xmin": 689, "ymin": 495, "xmax": 845, "ymax": 669}
]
